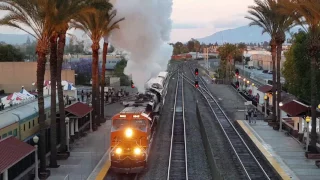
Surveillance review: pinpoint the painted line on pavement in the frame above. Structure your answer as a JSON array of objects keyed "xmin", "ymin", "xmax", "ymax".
[
  {"xmin": 86, "ymin": 147, "xmax": 111, "ymax": 180},
  {"xmin": 237, "ymin": 120, "xmax": 294, "ymax": 180}
]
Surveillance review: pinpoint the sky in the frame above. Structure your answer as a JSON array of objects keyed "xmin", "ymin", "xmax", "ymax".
[{"xmin": 0, "ymin": 0, "xmax": 255, "ymax": 43}]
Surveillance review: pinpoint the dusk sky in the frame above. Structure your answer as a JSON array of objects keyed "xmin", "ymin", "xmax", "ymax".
[{"xmin": 0, "ymin": 0, "xmax": 255, "ymax": 43}]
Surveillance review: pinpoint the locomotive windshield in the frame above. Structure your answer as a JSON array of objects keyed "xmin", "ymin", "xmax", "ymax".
[
  {"xmin": 132, "ymin": 119, "xmax": 147, "ymax": 132},
  {"xmin": 112, "ymin": 119, "xmax": 129, "ymax": 130}
]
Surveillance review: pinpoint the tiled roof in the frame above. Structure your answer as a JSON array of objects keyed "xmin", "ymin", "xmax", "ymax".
[
  {"xmin": 65, "ymin": 102, "xmax": 93, "ymax": 118},
  {"xmin": 280, "ymin": 100, "xmax": 309, "ymax": 117},
  {"xmin": 0, "ymin": 136, "xmax": 35, "ymax": 173},
  {"xmin": 257, "ymin": 85, "xmax": 273, "ymax": 93}
]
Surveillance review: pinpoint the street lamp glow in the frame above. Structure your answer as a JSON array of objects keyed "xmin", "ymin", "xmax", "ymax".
[
  {"xmin": 247, "ymin": 80, "xmax": 250, "ymax": 84},
  {"xmin": 252, "ymin": 83, "xmax": 254, "ymax": 86},
  {"xmin": 243, "ymin": 78, "xmax": 246, "ymax": 81},
  {"xmin": 33, "ymin": 135, "xmax": 39, "ymax": 144},
  {"xmin": 279, "ymin": 102, "xmax": 283, "ymax": 107},
  {"xmin": 306, "ymin": 116, "xmax": 311, "ymax": 123},
  {"xmin": 238, "ymin": 76, "xmax": 241, "ymax": 79},
  {"xmin": 264, "ymin": 95, "xmax": 268, "ymax": 100},
  {"xmin": 318, "ymin": 104, "xmax": 320, "ymax": 109}
]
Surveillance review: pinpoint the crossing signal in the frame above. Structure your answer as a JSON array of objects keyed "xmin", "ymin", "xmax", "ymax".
[
  {"xmin": 235, "ymin": 69, "xmax": 239, "ymax": 76},
  {"xmin": 195, "ymin": 68, "xmax": 198, "ymax": 76},
  {"xmin": 195, "ymin": 80, "xmax": 199, "ymax": 88}
]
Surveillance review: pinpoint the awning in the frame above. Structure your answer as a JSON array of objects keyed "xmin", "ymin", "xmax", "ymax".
[
  {"xmin": 257, "ymin": 85, "xmax": 273, "ymax": 93},
  {"xmin": 65, "ymin": 102, "xmax": 93, "ymax": 118},
  {"xmin": 0, "ymin": 136, "xmax": 35, "ymax": 173},
  {"xmin": 280, "ymin": 100, "xmax": 309, "ymax": 117}
]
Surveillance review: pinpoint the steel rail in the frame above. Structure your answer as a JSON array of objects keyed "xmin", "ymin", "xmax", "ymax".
[
  {"xmin": 167, "ymin": 70, "xmax": 188, "ymax": 180},
  {"xmin": 184, "ymin": 63, "xmax": 270, "ymax": 180}
]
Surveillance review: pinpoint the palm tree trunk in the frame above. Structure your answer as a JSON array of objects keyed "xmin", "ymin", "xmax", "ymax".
[
  {"xmin": 270, "ymin": 42, "xmax": 277, "ymax": 122},
  {"xmin": 36, "ymin": 45, "xmax": 48, "ymax": 173},
  {"xmin": 57, "ymin": 32, "xmax": 67, "ymax": 152},
  {"xmin": 49, "ymin": 34, "xmax": 58, "ymax": 167},
  {"xmin": 276, "ymin": 43, "xmax": 282, "ymax": 127},
  {"xmin": 310, "ymin": 55, "xmax": 317, "ymax": 151},
  {"xmin": 100, "ymin": 42, "xmax": 108, "ymax": 122},
  {"xmin": 96, "ymin": 62, "xmax": 101, "ymax": 126},
  {"xmin": 91, "ymin": 42, "xmax": 100, "ymax": 129}
]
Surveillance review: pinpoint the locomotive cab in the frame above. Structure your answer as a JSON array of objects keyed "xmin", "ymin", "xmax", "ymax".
[{"xmin": 110, "ymin": 107, "xmax": 155, "ymax": 174}]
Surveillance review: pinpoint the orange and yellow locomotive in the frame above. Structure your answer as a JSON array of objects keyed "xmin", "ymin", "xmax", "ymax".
[{"xmin": 110, "ymin": 94, "xmax": 159, "ymax": 174}]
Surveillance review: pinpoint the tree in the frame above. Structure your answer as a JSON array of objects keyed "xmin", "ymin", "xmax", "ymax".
[
  {"xmin": 280, "ymin": 0, "xmax": 320, "ymax": 151},
  {"xmin": 70, "ymin": 1, "xmax": 119, "ymax": 128},
  {"xmin": 0, "ymin": 44, "xmax": 24, "ymax": 62},
  {"xmin": 54, "ymin": 0, "xmax": 110, "ymax": 154},
  {"xmin": 217, "ymin": 43, "xmax": 242, "ymax": 82},
  {"xmin": 0, "ymin": 0, "xmax": 57, "ymax": 176},
  {"xmin": 246, "ymin": 0, "xmax": 278, "ymax": 123},
  {"xmin": 187, "ymin": 39, "xmax": 195, "ymax": 52},
  {"xmin": 101, "ymin": 11, "xmax": 124, "ymax": 123}
]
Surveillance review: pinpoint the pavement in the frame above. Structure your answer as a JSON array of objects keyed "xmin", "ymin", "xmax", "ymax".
[
  {"xmin": 47, "ymin": 103, "xmax": 124, "ymax": 180},
  {"xmin": 237, "ymin": 120, "xmax": 320, "ymax": 180}
]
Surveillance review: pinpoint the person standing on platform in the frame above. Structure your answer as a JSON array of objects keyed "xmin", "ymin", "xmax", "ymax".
[{"xmin": 81, "ymin": 90, "xmax": 84, "ymax": 102}]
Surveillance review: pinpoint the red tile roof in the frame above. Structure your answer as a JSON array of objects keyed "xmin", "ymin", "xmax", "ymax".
[
  {"xmin": 257, "ymin": 85, "xmax": 273, "ymax": 93},
  {"xmin": 0, "ymin": 136, "xmax": 35, "ymax": 173},
  {"xmin": 65, "ymin": 102, "xmax": 93, "ymax": 118},
  {"xmin": 280, "ymin": 100, "xmax": 309, "ymax": 117}
]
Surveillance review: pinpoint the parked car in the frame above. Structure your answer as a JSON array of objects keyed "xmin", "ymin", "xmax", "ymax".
[{"xmin": 262, "ymin": 70, "xmax": 269, "ymax": 73}]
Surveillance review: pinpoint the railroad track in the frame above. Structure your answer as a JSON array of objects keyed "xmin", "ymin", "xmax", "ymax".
[
  {"xmin": 167, "ymin": 71, "xmax": 188, "ymax": 180},
  {"xmin": 183, "ymin": 63, "xmax": 270, "ymax": 180}
]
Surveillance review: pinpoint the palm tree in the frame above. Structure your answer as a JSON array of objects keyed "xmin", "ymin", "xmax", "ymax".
[
  {"xmin": 272, "ymin": 1, "xmax": 294, "ymax": 128},
  {"xmin": 49, "ymin": 31, "xmax": 59, "ymax": 167},
  {"xmin": 70, "ymin": 1, "xmax": 123, "ymax": 127},
  {"xmin": 100, "ymin": 11, "xmax": 124, "ymax": 121},
  {"xmin": 54, "ymin": 0, "xmax": 108, "ymax": 153},
  {"xmin": 0, "ymin": 0, "xmax": 56, "ymax": 176},
  {"xmin": 280, "ymin": 0, "xmax": 320, "ymax": 152},
  {"xmin": 246, "ymin": 0, "xmax": 278, "ymax": 123}
]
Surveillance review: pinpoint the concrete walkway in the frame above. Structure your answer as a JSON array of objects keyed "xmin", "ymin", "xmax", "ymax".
[
  {"xmin": 47, "ymin": 121, "xmax": 111, "ymax": 180},
  {"xmin": 238, "ymin": 120, "xmax": 320, "ymax": 180}
]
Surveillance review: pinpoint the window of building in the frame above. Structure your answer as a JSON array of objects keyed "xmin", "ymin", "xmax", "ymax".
[
  {"xmin": 8, "ymin": 131, "xmax": 12, "ymax": 136},
  {"xmin": 38, "ymin": 118, "xmax": 39, "ymax": 124},
  {"xmin": 29, "ymin": 122, "xmax": 31, "ymax": 129},
  {"xmin": 2, "ymin": 133, "xmax": 7, "ymax": 138},
  {"xmin": 33, "ymin": 120, "xmax": 35, "ymax": 126},
  {"xmin": 24, "ymin": 124, "xmax": 25, "ymax": 131},
  {"xmin": 13, "ymin": 129, "xmax": 17, "ymax": 136}
]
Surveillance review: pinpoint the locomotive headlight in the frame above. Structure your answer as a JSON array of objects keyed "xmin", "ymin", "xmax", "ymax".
[
  {"xmin": 125, "ymin": 128, "xmax": 133, "ymax": 138},
  {"xmin": 134, "ymin": 147, "xmax": 141, "ymax": 155},
  {"xmin": 115, "ymin": 147, "xmax": 122, "ymax": 155}
]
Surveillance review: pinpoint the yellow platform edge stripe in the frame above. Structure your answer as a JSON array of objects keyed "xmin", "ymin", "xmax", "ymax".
[
  {"xmin": 95, "ymin": 160, "xmax": 111, "ymax": 180},
  {"xmin": 236, "ymin": 120, "xmax": 292, "ymax": 180}
]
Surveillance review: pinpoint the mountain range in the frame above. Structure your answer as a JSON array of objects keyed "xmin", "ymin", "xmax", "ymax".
[
  {"xmin": 197, "ymin": 25, "xmax": 301, "ymax": 44},
  {"xmin": 0, "ymin": 25, "xmax": 302, "ymax": 45}
]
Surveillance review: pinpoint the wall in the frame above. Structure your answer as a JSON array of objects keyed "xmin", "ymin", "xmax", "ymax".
[{"xmin": 0, "ymin": 62, "xmax": 75, "ymax": 93}]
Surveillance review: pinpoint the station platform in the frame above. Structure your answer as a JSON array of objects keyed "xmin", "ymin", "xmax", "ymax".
[{"xmin": 237, "ymin": 120, "xmax": 320, "ymax": 180}]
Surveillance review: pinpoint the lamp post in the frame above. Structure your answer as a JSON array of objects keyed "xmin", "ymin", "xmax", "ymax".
[
  {"xmin": 264, "ymin": 95, "xmax": 268, "ymax": 117},
  {"xmin": 65, "ymin": 117, "xmax": 70, "ymax": 152},
  {"xmin": 243, "ymin": 78, "xmax": 246, "ymax": 91},
  {"xmin": 305, "ymin": 116, "xmax": 311, "ymax": 152},
  {"xmin": 252, "ymin": 83, "xmax": 255, "ymax": 95},
  {"xmin": 89, "ymin": 103, "xmax": 93, "ymax": 132},
  {"xmin": 33, "ymin": 135, "xmax": 39, "ymax": 180},
  {"xmin": 279, "ymin": 102, "xmax": 283, "ymax": 131}
]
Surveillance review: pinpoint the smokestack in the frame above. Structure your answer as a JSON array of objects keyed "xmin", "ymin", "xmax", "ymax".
[{"xmin": 110, "ymin": 0, "xmax": 173, "ymax": 92}]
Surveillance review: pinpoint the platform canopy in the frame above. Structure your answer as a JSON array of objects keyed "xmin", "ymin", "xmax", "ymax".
[
  {"xmin": 65, "ymin": 102, "xmax": 93, "ymax": 118},
  {"xmin": 0, "ymin": 136, "xmax": 35, "ymax": 174}
]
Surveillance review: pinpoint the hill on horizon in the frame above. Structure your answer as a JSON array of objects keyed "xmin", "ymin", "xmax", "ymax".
[{"xmin": 197, "ymin": 25, "xmax": 301, "ymax": 44}]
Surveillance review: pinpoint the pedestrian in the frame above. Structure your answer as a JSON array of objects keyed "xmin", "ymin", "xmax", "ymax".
[
  {"xmin": 248, "ymin": 109, "xmax": 252, "ymax": 123},
  {"xmin": 253, "ymin": 108, "xmax": 257, "ymax": 124},
  {"xmin": 81, "ymin": 90, "xmax": 84, "ymax": 102}
]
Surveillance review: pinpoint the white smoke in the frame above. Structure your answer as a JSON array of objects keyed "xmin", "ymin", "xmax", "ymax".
[{"xmin": 110, "ymin": 0, "xmax": 173, "ymax": 92}]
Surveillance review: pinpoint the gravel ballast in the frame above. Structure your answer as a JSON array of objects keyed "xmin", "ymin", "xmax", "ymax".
[
  {"xmin": 138, "ymin": 65, "xmax": 179, "ymax": 180},
  {"xmin": 183, "ymin": 76, "xmax": 212, "ymax": 180}
]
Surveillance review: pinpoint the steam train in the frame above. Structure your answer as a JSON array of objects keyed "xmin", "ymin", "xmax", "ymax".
[{"xmin": 109, "ymin": 71, "xmax": 168, "ymax": 174}]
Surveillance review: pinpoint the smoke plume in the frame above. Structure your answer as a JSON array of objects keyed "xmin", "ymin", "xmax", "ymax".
[{"xmin": 110, "ymin": 0, "xmax": 173, "ymax": 92}]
